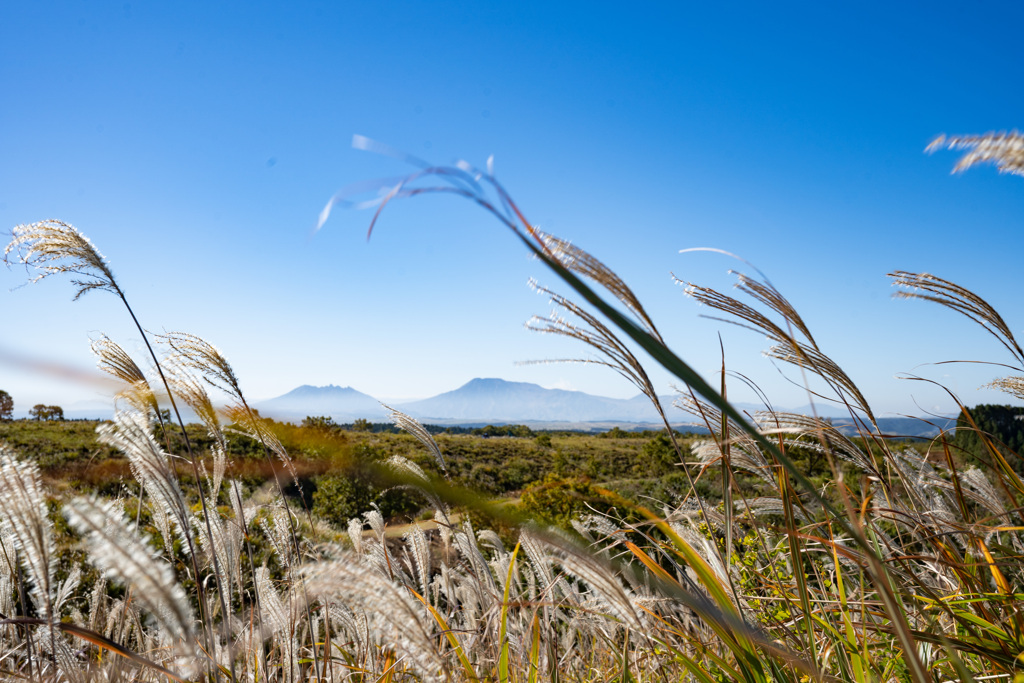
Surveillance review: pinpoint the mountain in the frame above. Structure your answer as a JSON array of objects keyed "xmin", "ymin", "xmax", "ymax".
[
  {"xmin": 396, "ymin": 378, "xmax": 667, "ymax": 423},
  {"xmin": 254, "ymin": 384, "xmax": 388, "ymax": 422}
]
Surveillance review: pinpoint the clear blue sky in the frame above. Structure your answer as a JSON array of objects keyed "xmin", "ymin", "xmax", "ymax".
[{"xmin": 2, "ymin": 1, "xmax": 1023, "ymax": 417}]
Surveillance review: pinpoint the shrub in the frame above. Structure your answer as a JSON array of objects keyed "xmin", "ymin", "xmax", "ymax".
[{"xmin": 519, "ymin": 474, "xmax": 621, "ymax": 528}]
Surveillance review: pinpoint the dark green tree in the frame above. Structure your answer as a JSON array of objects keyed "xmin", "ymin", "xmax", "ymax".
[
  {"xmin": 302, "ymin": 415, "xmax": 338, "ymax": 430},
  {"xmin": 954, "ymin": 404, "xmax": 1024, "ymax": 473},
  {"xmin": 29, "ymin": 404, "xmax": 64, "ymax": 421},
  {"xmin": 0, "ymin": 390, "xmax": 12, "ymax": 421}
]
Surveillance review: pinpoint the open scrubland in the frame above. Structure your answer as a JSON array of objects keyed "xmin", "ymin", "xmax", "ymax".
[{"xmin": 2, "ymin": 133, "xmax": 1024, "ymax": 681}]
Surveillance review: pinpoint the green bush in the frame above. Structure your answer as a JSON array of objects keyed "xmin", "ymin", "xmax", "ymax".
[
  {"xmin": 518, "ymin": 474, "xmax": 621, "ymax": 529},
  {"xmin": 641, "ymin": 433, "xmax": 677, "ymax": 473}
]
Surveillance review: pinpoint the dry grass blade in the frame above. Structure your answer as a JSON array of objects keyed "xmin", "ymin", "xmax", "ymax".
[
  {"xmin": 928, "ymin": 131, "xmax": 1024, "ymax": 177},
  {"xmin": 889, "ymin": 271, "xmax": 1024, "ymax": 365},
  {"xmin": 3, "ymin": 219, "xmax": 118, "ymax": 299},
  {"xmin": 537, "ymin": 231, "xmax": 663, "ymax": 343}
]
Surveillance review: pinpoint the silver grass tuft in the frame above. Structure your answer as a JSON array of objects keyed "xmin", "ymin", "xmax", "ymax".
[
  {"xmin": 0, "ymin": 570, "xmax": 13, "ymax": 620},
  {"xmin": 304, "ymin": 557, "xmax": 445, "ymax": 682},
  {"xmin": 453, "ymin": 517, "xmax": 497, "ymax": 596},
  {"xmin": 262, "ymin": 505, "xmax": 296, "ymax": 568},
  {"xmin": 403, "ymin": 524, "xmax": 431, "ymax": 597},
  {"xmin": 477, "ymin": 528, "xmax": 506, "ymax": 555},
  {"xmin": 347, "ymin": 517, "xmax": 364, "ymax": 555},
  {"xmin": 37, "ymin": 625, "xmax": 84, "ymax": 683},
  {"xmin": 545, "ymin": 538, "xmax": 643, "ymax": 631},
  {"xmin": 676, "ymin": 396, "xmax": 776, "ymax": 485},
  {"xmin": 384, "ymin": 405, "xmax": 447, "ymax": 474},
  {"xmin": 434, "ymin": 508, "xmax": 452, "ymax": 549},
  {"xmin": 364, "ymin": 508, "xmax": 386, "ymax": 539},
  {"xmin": 51, "ymin": 565, "xmax": 81, "ymax": 617},
  {"xmin": 90, "ymin": 334, "xmax": 158, "ymax": 417},
  {"xmin": 890, "ymin": 271, "xmax": 1024, "ymax": 365},
  {"xmin": 4, "ymin": 219, "xmax": 118, "ymax": 299},
  {"xmin": 960, "ymin": 468, "xmax": 1007, "ymax": 517},
  {"xmin": 984, "ymin": 375, "xmax": 1024, "ymax": 401},
  {"xmin": 527, "ymin": 282, "xmax": 669, "ymax": 424},
  {"xmin": 158, "ymin": 331, "xmax": 245, "ymax": 406},
  {"xmin": 254, "ymin": 566, "xmax": 289, "ymax": 636},
  {"xmin": 87, "ymin": 575, "xmax": 108, "ymax": 634},
  {"xmin": 0, "ymin": 450, "xmax": 55, "ymax": 619},
  {"xmin": 520, "ymin": 529, "xmax": 556, "ymax": 595},
  {"xmin": 65, "ymin": 496, "xmax": 197, "ymax": 652},
  {"xmin": 164, "ymin": 361, "xmax": 228, "ymax": 452},
  {"xmin": 928, "ymin": 130, "xmax": 1024, "ymax": 177},
  {"xmin": 195, "ymin": 501, "xmax": 241, "ymax": 612},
  {"xmin": 682, "ymin": 274, "xmax": 876, "ymax": 423},
  {"xmin": 755, "ymin": 411, "xmax": 876, "ymax": 474},
  {"xmin": 383, "ymin": 455, "xmax": 449, "ymax": 519},
  {"xmin": 537, "ymin": 230, "xmax": 664, "ymax": 343},
  {"xmin": 739, "ymin": 497, "xmax": 810, "ymax": 524},
  {"xmin": 97, "ymin": 411, "xmax": 193, "ymax": 555}
]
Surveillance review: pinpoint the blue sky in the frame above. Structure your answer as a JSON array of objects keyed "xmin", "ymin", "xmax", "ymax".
[{"xmin": 2, "ymin": 1, "xmax": 1023, "ymax": 417}]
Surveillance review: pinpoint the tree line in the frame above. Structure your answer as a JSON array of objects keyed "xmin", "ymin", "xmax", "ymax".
[{"xmin": 0, "ymin": 390, "xmax": 64, "ymax": 421}]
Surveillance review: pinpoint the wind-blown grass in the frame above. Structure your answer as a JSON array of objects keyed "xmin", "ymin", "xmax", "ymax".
[{"xmin": 0, "ymin": 136, "xmax": 1022, "ymax": 682}]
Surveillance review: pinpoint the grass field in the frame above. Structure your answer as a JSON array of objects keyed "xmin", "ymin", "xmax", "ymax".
[{"xmin": 2, "ymin": 132, "xmax": 1024, "ymax": 681}]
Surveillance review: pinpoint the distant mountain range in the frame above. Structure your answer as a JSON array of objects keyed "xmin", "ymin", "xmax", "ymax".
[
  {"xmin": 251, "ymin": 378, "xmax": 954, "ymax": 436},
  {"xmin": 254, "ymin": 378, "xmax": 670, "ymax": 425},
  {"xmin": 22, "ymin": 378, "xmax": 953, "ymax": 437}
]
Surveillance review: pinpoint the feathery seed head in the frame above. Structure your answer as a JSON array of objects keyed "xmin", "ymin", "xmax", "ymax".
[
  {"xmin": 97, "ymin": 411, "xmax": 194, "ymax": 553},
  {"xmin": 384, "ymin": 405, "xmax": 447, "ymax": 473},
  {"xmin": 537, "ymin": 231, "xmax": 663, "ymax": 342},
  {"xmin": 984, "ymin": 376, "xmax": 1024, "ymax": 400},
  {"xmin": 928, "ymin": 130, "xmax": 1024, "ymax": 177},
  {"xmin": 890, "ymin": 270, "xmax": 1024, "ymax": 365},
  {"xmin": 65, "ymin": 496, "xmax": 197, "ymax": 652},
  {"xmin": 0, "ymin": 451, "xmax": 55, "ymax": 619},
  {"xmin": 165, "ymin": 361, "xmax": 226, "ymax": 448},
  {"xmin": 304, "ymin": 557, "xmax": 445, "ymax": 682},
  {"xmin": 158, "ymin": 331, "xmax": 244, "ymax": 403},
  {"xmin": 90, "ymin": 334, "xmax": 158, "ymax": 416},
  {"xmin": 4, "ymin": 220, "xmax": 118, "ymax": 299}
]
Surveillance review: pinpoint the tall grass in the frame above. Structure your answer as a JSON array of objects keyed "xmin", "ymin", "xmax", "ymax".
[{"xmin": 0, "ymin": 134, "xmax": 1022, "ymax": 681}]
